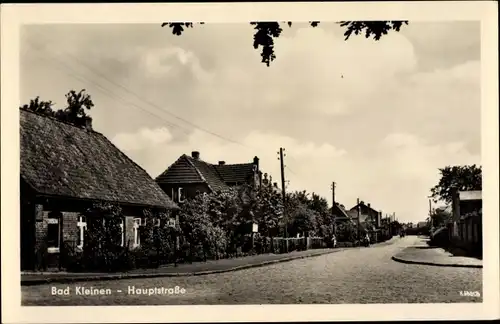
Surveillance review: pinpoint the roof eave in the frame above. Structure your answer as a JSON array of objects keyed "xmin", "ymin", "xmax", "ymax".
[{"xmin": 31, "ymin": 192, "xmax": 179, "ymax": 211}]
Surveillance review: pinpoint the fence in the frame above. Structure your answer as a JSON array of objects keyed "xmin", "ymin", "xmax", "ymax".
[{"xmin": 268, "ymin": 236, "xmax": 327, "ymax": 254}]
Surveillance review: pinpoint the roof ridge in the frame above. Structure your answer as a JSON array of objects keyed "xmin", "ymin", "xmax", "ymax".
[
  {"xmin": 185, "ymin": 155, "xmax": 214, "ymax": 192},
  {"xmin": 213, "ymin": 162, "xmax": 253, "ymax": 167},
  {"xmin": 19, "ymin": 107, "xmax": 99, "ymax": 133},
  {"xmin": 155, "ymin": 154, "xmax": 189, "ymax": 181}
]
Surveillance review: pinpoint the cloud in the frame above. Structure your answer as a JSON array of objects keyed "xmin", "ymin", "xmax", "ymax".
[
  {"xmin": 110, "ymin": 125, "xmax": 480, "ymax": 224},
  {"xmin": 189, "ymin": 25, "xmax": 418, "ymax": 119},
  {"xmin": 140, "ymin": 46, "xmax": 213, "ymax": 82},
  {"xmin": 112, "ymin": 127, "xmax": 173, "ymax": 151}
]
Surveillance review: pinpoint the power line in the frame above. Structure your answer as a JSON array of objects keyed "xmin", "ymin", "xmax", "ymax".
[
  {"xmin": 285, "ymin": 165, "xmax": 297, "ymax": 176},
  {"xmin": 26, "ymin": 32, "xmax": 255, "ymax": 150},
  {"xmin": 25, "ymin": 40, "xmax": 193, "ymax": 135}
]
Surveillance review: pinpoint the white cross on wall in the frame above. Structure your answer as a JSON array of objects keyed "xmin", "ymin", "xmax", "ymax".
[
  {"xmin": 119, "ymin": 219, "xmax": 125, "ymax": 247},
  {"xmin": 77, "ymin": 217, "xmax": 87, "ymax": 249}
]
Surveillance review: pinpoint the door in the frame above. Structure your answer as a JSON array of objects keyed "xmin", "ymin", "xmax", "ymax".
[{"xmin": 20, "ymin": 201, "xmax": 36, "ymax": 270}]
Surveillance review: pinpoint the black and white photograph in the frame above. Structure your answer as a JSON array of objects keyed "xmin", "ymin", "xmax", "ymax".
[{"xmin": 2, "ymin": 2, "xmax": 499, "ymax": 323}]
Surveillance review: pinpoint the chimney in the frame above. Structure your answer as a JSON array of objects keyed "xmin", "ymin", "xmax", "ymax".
[
  {"xmin": 83, "ymin": 116, "xmax": 93, "ymax": 131},
  {"xmin": 253, "ymin": 156, "xmax": 259, "ymax": 170},
  {"xmin": 263, "ymin": 173, "xmax": 268, "ymax": 185},
  {"xmin": 192, "ymin": 151, "xmax": 200, "ymax": 160},
  {"xmin": 273, "ymin": 182, "xmax": 278, "ymax": 188},
  {"xmin": 218, "ymin": 161, "xmax": 225, "ymax": 165},
  {"xmin": 367, "ymin": 203, "xmax": 371, "ymax": 209}
]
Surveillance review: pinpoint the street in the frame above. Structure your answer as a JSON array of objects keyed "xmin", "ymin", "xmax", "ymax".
[{"xmin": 22, "ymin": 236, "xmax": 482, "ymax": 305}]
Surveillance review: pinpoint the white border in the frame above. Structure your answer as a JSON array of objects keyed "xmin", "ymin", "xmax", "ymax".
[{"xmin": 2, "ymin": 1, "xmax": 499, "ymax": 323}]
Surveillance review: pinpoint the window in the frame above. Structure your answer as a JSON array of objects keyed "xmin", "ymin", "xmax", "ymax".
[
  {"xmin": 133, "ymin": 218, "xmax": 141, "ymax": 247},
  {"xmin": 167, "ymin": 217, "xmax": 176, "ymax": 228},
  {"xmin": 119, "ymin": 218, "xmax": 125, "ymax": 247},
  {"xmin": 47, "ymin": 211, "xmax": 61, "ymax": 253},
  {"xmin": 76, "ymin": 216, "xmax": 87, "ymax": 249},
  {"xmin": 178, "ymin": 187, "xmax": 185, "ymax": 203}
]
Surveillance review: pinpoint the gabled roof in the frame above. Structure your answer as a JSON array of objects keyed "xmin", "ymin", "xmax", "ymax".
[
  {"xmin": 331, "ymin": 203, "xmax": 351, "ymax": 220},
  {"xmin": 214, "ymin": 163, "xmax": 255, "ymax": 184},
  {"xmin": 20, "ymin": 109, "xmax": 178, "ymax": 210},
  {"xmin": 349, "ymin": 201, "xmax": 379, "ymax": 215},
  {"xmin": 155, "ymin": 155, "xmax": 229, "ymax": 193}
]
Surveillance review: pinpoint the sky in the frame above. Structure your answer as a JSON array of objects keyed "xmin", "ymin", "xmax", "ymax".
[{"xmin": 20, "ymin": 21, "xmax": 481, "ymax": 224}]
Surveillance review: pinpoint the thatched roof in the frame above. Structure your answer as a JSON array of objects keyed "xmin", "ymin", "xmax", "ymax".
[{"xmin": 20, "ymin": 108, "xmax": 178, "ymax": 210}]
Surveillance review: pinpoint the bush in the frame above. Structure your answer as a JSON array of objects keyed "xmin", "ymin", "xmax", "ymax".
[{"xmin": 429, "ymin": 227, "xmax": 449, "ymax": 248}]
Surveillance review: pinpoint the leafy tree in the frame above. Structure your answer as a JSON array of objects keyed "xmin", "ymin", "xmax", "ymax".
[
  {"xmin": 177, "ymin": 192, "xmax": 228, "ymax": 260},
  {"xmin": 430, "ymin": 165, "xmax": 482, "ymax": 204},
  {"xmin": 308, "ymin": 193, "xmax": 333, "ymax": 238},
  {"xmin": 20, "ymin": 89, "xmax": 94, "ymax": 128},
  {"xmin": 254, "ymin": 184, "xmax": 283, "ymax": 238},
  {"xmin": 80, "ymin": 202, "xmax": 124, "ymax": 272},
  {"xmin": 286, "ymin": 190, "xmax": 318, "ymax": 237},
  {"xmin": 56, "ymin": 89, "xmax": 94, "ymax": 127},
  {"xmin": 336, "ymin": 221, "xmax": 357, "ymax": 242},
  {"xmin": 430, "ymin": 206, "xmax": 452, "ymax": 228},
  {"xmin": 20, "ymin": 96, "xmax": 55, "ymax": 116},
  {"xmin": 161, "ymin": 21, "xmax": 408, "ymax": 66}
]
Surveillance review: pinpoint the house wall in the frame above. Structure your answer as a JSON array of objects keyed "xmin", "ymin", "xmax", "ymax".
[
  {"xmin": 450, "ymin": 194, "xmax": 482, "ymax": 256},
  {"xmin": 23, "ymin": 196, "xmax": 168, "ymax": 271},
  {"xmin": 158, "ymin": 183, "xmax": 211, "ymax": 203}
]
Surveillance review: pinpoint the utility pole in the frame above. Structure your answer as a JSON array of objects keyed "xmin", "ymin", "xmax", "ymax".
[
  {"xmin": 357, "ymin": 198, "xmax": 361, "ymax": 246},
  {"xmin": 428, "ymin": 197, "xmax": 433, "ymax": 228},
  {"xmin": 279, "ymin": 147, "xmax": 288, "ymax": 253},
  {"xmin": 331, "ymin": 182, "xmax": 336, "ymax": 242}
]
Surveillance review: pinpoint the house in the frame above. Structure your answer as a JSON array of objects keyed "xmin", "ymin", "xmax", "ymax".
[
  {"xmin": 261, "ymin": 172, "xmax": 282, "ymax": 194},
  {"xmin": 348, "ymin": 201, "xmax": 384, "ymax": 242},
  {"xmin": 20, "ymin": 108, "xmax": 179, "ymax": 271},
  {"xmin": 449, "ymin": 189, "xmax": 482, "ymax": 256},
  {"xmin": 329, "ymin": 185, "xmax": 355, "ymax": 226},
  {"xmin": 349, "ymin": 201, "xmax": 382, "ymax": 228},
  {"xmin": 155, "ymin": 151, "xmax": 269, "ymax": 203}
]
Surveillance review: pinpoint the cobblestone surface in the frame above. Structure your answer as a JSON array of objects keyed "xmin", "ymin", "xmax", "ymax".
[{"xmin": 22, "ymin": 236, "xmax": 482, "ymax": 305}]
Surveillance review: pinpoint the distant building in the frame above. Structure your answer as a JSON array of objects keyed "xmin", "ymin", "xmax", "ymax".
[
  {"xmin": 349, "ymin": 201, "xmax": 382, "ymax": 228},
  {"xmin": 155, "ymin": 151, "xmax": 276, "ymax": 203}
]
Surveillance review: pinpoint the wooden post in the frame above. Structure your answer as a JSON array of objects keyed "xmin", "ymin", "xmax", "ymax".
[
  {"xmin": 279, "ymin": 147, "xmax": 288, "ymax": 253},
  {"xmin": 332, "ymin": 182, "xmax": 336, "ymax": 246},
  {"xmin": 357, "ymin": 198, "xmax": 360, "ymax": 246}
]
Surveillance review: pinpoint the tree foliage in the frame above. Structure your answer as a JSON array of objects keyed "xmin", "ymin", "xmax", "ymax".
[
  {"xmin": 79, "ymin": 202, "xmax": 126, "ymax": 272},
  {"xmin": 430, "ymin": 165, "xmax": 482, "ymax": 204},
  {"xmin": 430, "ymin": 206, "xmax": 452, "ymax": 229},
  {"xmin": 20, "ymin": 89, "xmax": 94, "ymax": 128},
  {"xmin": 161, "ymin": 21, "xmax": 408, "ymax": 66}
]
